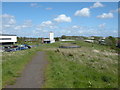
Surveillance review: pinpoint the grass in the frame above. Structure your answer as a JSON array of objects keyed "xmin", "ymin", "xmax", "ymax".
[
  {"xmin": 2, "ymin": 47, "xmax": 41, "ymax": 87},
  {"xmin": 1, "ymin": 41, "xmax": 119, "ymax": 88},
  {"xmin": 43, "ymin": 41, "xmax": 118, "ymax": 88}
]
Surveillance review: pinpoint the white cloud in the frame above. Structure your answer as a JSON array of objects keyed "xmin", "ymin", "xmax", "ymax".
[
  {"xmin": 14, "ymin": 26, "xmax": 22, "ymax": 30},
  {"xmin": 23, "ymin": 20, "xmax": 33, "ymax": 27},
  {"xmin": 110, "ymin": 8, "xmax": 120, "ymax": 13},
  {"xmin": 14, "ymin": 20, "xmax": 33, "ymax": 30},
  {"xmin": 46, "ymin": 8, "xmax": 52, "ymax": 10},
  {"xmin": 74, "ymin": 8, "xmax": 90, "ymax": 17},
  {"xmin": 90, "ymin": 2, "xmax": 104, "ymax": 8},
  {"xmin": 72, "ymin": 25, "xmax": 82, "ymax": 29},
  {"xmin": 36, "ymin": 20, "xmax": 57, "ymax": 30},
  {"xmin": 58, "ymin": 25, "xmax": 118, "ymax": 37},
  {"xmin": 2, "ymin": 14, "xmax": 16, "ymax": 25},
  {"xmin": 30, "ymin": 3, "xmax": 41, "ymax": 8},
  {"xmin": 30, "ymin": 3, "xmax": 37, "ymax": 7},
  {"xmin": 2, "ymin": 14, "xmax": 16, "ymax": 29},
  {"xmin": 3, "ymin": 25, "xmax": 12, "ymax": 28},
  {"xmin": 54, "ymin": 14, "xmax": 71, "ymax": 23},
  {"xmin": 8, "ymin": 18, "xmax": 16, "ymax": 24},
  {"xmin": 72, "ymin": 25, "xmax": 79, "ymax": 29},
  {"xmin": 41, "ymin": 21, "xmax": 53, "ymax": 26},
  {"xmin": 97, "ymin": 13, "xmax": 113, "ymax": 19},
  {"xmin": 98, "ymin": 23, "xmax": 106, "ymax": 28},
  {"xmin": 1, "ymin": 14, "xmax": 14, "ymax": 18}
]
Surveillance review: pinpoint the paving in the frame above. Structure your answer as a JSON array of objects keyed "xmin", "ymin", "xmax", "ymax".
[{"xmin": 6, "ymin": 51, "xmax": 48, "ymax": 88}]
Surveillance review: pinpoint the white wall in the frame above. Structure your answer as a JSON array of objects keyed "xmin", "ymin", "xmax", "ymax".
[
  {"xmin": 0, "ymin": 36, "xmax": 17, "ymax": 43},
  {"xmin": 50, "ymin": 40, "xmax": 55, "ymax": 43},
  {"xmin": 84, "ymin": 40, "xmax": 94, "ymax": 43},
  {"xmin": 49, "ymin": 32, "xmax": 54, "ymax": 41},
  {"xmin": 60, "ymin": 39, "xmax": 75, "ymax": 41}
]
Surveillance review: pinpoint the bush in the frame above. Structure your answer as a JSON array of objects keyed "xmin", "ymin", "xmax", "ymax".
[
  {"xmin": 105, "ymin": 36, "xmax": 116, "ymax": 46},
  {"xmin": 55, "ymin": 37, "xmax": 60, "ymax": 41},
  {"xmin": 101, "ymin": 75, "xmax": 112, "ymax": 83},
  {"xmin": 61, "ymin": 35, "xmax": 66, "ymax": 39}
]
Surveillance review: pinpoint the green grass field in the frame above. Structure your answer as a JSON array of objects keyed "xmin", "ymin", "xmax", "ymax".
[
  {"xmin": 43, "ymin": 41, "xmax": 118, "ymax": 88},
  {"xmin": 2, "ymin": 41, "xmax": 119, "ymax": 88}
]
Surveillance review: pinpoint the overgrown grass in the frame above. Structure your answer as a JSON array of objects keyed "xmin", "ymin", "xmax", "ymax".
[
  {"xmin": 2, "ymin": 41, "xmax": 118, "ymax": 88},
  {"xmin": 43, "ymin": 41, "xmax": 118, "ymax": 88},
  {"xmin": 2, "ymin": 47, "xmax": 41, "ymax": 87}
]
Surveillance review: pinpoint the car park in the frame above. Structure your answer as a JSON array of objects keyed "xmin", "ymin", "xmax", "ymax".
[{"xmin": 3, "ymin": 44, "xmax": 32, "ymax": 52}]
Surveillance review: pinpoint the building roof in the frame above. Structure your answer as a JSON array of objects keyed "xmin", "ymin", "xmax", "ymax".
[{"xmin": 0, "ymin": 34, "xmax": 17, "ymax": 36}]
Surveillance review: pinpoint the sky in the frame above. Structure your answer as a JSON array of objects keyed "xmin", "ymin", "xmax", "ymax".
[{"xmin": 1, "ymin": 2, "xmax": 119, "ymax": 38}]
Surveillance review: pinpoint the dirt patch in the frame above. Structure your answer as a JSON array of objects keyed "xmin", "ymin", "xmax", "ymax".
[
  {"xmin": 93, "ymin": 49, "xmax": 100, "ymax": 53},
  {"xmin": 103, "ymin": 52, "xmax": 118, "ymax": 56},
  {"xmin": 93, "ymin": 49, "xmax": 118, "ymax": 56}
]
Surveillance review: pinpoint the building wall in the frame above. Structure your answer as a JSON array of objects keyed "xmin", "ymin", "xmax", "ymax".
[
  {"xmin": 0, "ymin": 36, "xmax": 17, "ymax": 43},
  {"xmin": 60, "ymin": 39, "xmax": 75, "ymax": 41},
  {"xmin": 50, "ymin": 32, "xmax": 54, "ymax": 41}
]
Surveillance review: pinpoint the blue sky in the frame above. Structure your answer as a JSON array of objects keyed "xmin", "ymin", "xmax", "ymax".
[{"xmin": 2, "ymin": 2, "xmax": 119, "ymax": 37}]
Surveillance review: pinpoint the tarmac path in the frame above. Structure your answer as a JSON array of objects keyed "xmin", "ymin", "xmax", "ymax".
[{"xmin": 6, "ymin": 51, "xmax": 48, "ymax": 88}]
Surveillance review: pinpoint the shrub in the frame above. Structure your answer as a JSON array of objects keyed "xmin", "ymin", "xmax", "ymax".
[{"xmin": 101, "ymin": 75, "xmax": 112, "ymax": 83}]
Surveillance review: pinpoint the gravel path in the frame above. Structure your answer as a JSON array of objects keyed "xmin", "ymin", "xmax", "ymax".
[{"xmin": 6, "ymin": 51, "xmax": 48, "ymax": 88}]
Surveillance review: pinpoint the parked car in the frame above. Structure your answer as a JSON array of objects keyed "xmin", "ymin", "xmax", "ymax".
[
  {"xmin": 10, "ymin": 45, "xmax": 18, "ymax": 48},
  {"xmin": 3, "ymin": 44, "xmax": 32, "ymax": 52},
  {"xmin": 0, "ymin": 47, "xmax": 4, "ymax": 52},
  {"xmin": 22, "ymin": 44, "xmax": 32, "ymax": 49},
  {"xmin": 5, "ymin": 48, "xmax": 16, "ymax": 52},
  {"xmin": 4, "ymin": 46, "xmax": 11, "ymax": 49},
  {"xmin": 19, "ymin": 46, "xmax": 28, "ymax": 50}
]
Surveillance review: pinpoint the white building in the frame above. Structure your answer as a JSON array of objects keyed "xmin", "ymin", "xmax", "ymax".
[
  {"xmin": 60, "ymin": 39, "xmax": 75, "ymax": 42},
  {"xmin": 0, "ymin": 34, "xmax": 17, "ymax": 45},
  {"xmin": 84, "ymin": 39, "xmax": 94, "ymax": 43},
  {"xmin": 49, "ymin": 32, "xmax": 55, "ymax": 43},
  {"xmin": 43, "ymin": 32, "xmax": 55, "ymax": 43}
]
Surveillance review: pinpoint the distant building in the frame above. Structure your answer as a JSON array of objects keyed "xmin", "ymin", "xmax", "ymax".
[
  {"xmin": 102, "ymin": 37, "xmax": 106, "ymax": 39},
  {"xmin": 43, "ymin": 32, "xmax": 55, "ymax": 43},
  {"xmin": 85, "ymin": 36, "xmax": 106, "ymax": 43},
  {"xmin": 88, "ymin": 36, "xmax": 95, "ymax": 40},
  {"xmin": 84, "ymin": 39, "xmax": 94, "ymax": 43},
  {"xmin": 60, "ymin": 39, "xmax": 75, "ymax": 42},
  {"xmin": 25, "ymin": 38, "xmax": 38, "ymax": 42},
  {"xmin": 98, "ymin": 37, "xmax": 106, "ymax": 45},
  {"xmin": 0, "ymin": 34, "xmax": 17, "ymax": 45}
]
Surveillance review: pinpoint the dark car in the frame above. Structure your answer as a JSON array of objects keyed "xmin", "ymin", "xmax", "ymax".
[
  {"xmin": 4, "ymin": 46, "xmax": 11, "ymax": 49},
  {"xmin": 21, "ymin": 44, "xmax": 32, "ymax": 49},
  {"xmin": 25, "ymin": 44, "xmax": 32, "ymax": 49},
  {"xmin": 10, "ymin": 45, "xmax": 18, "ymax": 48},
  {"xmin": 5, "ymin": 48, "xmax": 17, "ymax": 52},
  {"xmin": 17, "ymin": 46, "xmax": 28, "ymax": 50}
]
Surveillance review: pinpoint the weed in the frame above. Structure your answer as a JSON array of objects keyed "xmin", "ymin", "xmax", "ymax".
[
  {"xmin": 43, "ymin": 41, "xmax": 118, "ymax": 88},
  {"xmin": 101, "ymin": 75, "xmax": 112, "ymax": 83}
]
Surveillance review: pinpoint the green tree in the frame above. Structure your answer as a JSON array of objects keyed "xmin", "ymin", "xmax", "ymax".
[
  {"xmin": 55, "ymin": 37, "xmax": 59, "ymax": 41},
  {"xmin": 61, "ymin": 35, "xmax": 66, "ymax": 39},
  {"xmin": 105, "ymin": 36, "xmax": 116, "ymax": 46}
]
